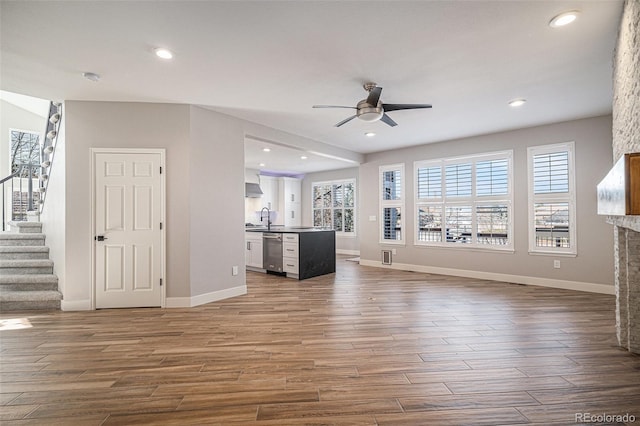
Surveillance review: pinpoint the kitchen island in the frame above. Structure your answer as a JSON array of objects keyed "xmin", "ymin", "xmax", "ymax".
[{"xmin": 245, "ymin": 227, "xmax": 335, "ymax": 280}]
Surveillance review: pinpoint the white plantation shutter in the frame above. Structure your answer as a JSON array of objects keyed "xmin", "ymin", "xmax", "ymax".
[
  {"xmin": 527, "ymin": 143, "xmax": 575, "ymax": 254},
  {"xmin": 476, "ymin": 159, "xmax": 509, "ymax": 196},
  {"xmin": 533, "ymin": 152, "xmax": 569, "ymax": 194},
  {"xmin": 415, "ymin": 151, "xmax": 512, "ymax": 249},
  {"xmin": 417, "ymin": 166, "xmax": 442, "ymax": 199},
  {"xmin": 382, "ymin": 169, "xmax": 402, "ymax": 200},
  {"xmin": 445, "ymin": 163, "xmax": 472, "ymax": 197},
  {"xmin": 380, "ymin": 164, "xmax": 405, "ymax": 244}
]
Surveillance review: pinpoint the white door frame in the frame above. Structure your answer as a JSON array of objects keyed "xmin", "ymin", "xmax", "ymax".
[{"xmin": 90, "ymin": 148, "xmax": 166, "ymax": 309}]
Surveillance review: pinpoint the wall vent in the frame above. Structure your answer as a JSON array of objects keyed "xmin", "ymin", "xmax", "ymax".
[{"xmin": 382, "ymin": 250, "xmax": 392, "ymax": 265}]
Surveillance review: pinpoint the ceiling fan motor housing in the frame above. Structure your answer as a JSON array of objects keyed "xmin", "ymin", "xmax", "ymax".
[{"xmin": 357, "ymin": 99, "xmax": 383, "ymax": 122}]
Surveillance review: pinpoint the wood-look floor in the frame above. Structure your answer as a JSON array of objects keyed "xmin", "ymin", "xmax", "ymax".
[{"xmin": 1, "ymin": 256, "xmax": 639, "ymax": 425}]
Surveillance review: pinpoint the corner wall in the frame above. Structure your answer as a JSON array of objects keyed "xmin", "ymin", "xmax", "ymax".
[
  {"xmin": 359, "ymin": 115, "xmax": 614, "ymax": 293},
  {"xmin": 188, "ymin": 106, "xmax": 247, "ymax": 304}
]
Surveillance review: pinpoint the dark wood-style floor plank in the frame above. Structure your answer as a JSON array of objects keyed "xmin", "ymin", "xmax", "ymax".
[{"xmin": 1, "ymin": 255, "xmax": 639, "ymax": 424}]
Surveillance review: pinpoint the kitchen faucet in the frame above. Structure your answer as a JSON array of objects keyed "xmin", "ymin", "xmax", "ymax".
[{"xmin": 260, "ymin": 207, "xmax": 271, "ymax": 231}]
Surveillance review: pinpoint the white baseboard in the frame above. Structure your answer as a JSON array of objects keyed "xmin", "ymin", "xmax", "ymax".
[
  {"xmin": 358, "ymin": 259, "xmax": 615, "ymax": 295},
  {"xmin": 166, "ymin": 285, "xmax": 247, "ymax": 308},
  {"xmin": 337, "ymin": 249, "xmax": 360, "ymax": 256},
  {"xmin": 61, "ymin": 299, "xmax": 92, "ymax": 311}
]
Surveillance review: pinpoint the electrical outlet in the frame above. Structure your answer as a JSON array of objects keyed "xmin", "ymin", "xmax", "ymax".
[
  {"xmin": 392, "ymin": 248, "xmax": 397, "ymax": 255},
  {"xmin": 553, "ymin": 260, "xmax": 561, "ymax": 269},
  {"xmin": 369, "ymin": 215, "xmax": 377, "ymax": 221},
  {"xmin": 232, "ymin": 266, "xmax": 239, "ymax": 276}
]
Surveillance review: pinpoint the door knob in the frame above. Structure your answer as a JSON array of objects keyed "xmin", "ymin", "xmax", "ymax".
[{"xmin": 95, "ymin": 235, "xmax": 108, "ymax": 241}]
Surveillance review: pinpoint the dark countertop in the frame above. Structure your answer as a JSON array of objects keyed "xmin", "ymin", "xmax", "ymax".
[{"xmin": 245, "ymin": 227, "xmax": 334, "ymax": 234}]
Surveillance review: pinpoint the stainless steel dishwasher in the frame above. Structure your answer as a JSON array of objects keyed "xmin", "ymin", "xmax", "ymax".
[{"xmin": 263, "ymin": 233, "xmax": 283, "ymax": 272}]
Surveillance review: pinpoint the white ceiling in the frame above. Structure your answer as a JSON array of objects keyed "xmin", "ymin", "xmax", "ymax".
[{"xmin": 0, "ymin": 1, "xmax": 623, "ymax": 174}]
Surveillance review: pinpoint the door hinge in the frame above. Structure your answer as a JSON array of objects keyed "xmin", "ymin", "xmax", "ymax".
[
  {"xmin": 160, "ymin": 278, "xmax": 163, "ymax": 287},
  {"xmin": 160, "ymin": 166, "xmax": 163, "ymax": 174},
  {"xmin": 160, "ymin": 222, "xmax": 163, "ymax": 230}
]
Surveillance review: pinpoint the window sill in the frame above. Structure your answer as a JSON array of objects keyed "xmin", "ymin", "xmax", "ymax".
[
  {"xmin": 414, "ymin": 243, "xmax": 514, "ymax": 254},
  {"xmin": 379, "ymin": 241, "xmax": 405, "ymax": 246},
  {"xmin": 528, "ymin": 250, "xmax": 577, "ymax": 257}
]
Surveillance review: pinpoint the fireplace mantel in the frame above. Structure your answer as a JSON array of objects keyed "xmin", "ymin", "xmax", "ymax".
[{"xmin": 597, "ymin": 153, "xmax": 640, "ymax": 223}]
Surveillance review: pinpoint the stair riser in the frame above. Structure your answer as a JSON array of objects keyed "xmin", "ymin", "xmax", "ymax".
[
  {"xmin": 0, "ymin": 300, "xmax": 60, "ymax": 311},
  {"xmin": 0, "ymin": 266, "xmax": 53, "ymax": 275},
  {"xmin": 0, "ymin": 252, "xmax": 49, "ymax": 260},
  {"xmin": 0, "ymin": 239, "xmax": 45, "ymax": 246},
  {"xmin": 0, "ymin": 283, "xmax": 58, "ymax": 291},
  {"xmin": 9, "ymin": 227, "xmax": 43, "ymax": 234}
]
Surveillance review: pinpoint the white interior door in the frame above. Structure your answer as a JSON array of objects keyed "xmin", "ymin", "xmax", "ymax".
[{"xmin": 94, "ymin": 150, "xmax": 164, "ymax": 308}]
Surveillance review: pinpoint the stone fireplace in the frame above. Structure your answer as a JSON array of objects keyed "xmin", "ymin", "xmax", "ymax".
[{"xmin": 609, "ymin": 0, "xmax": 640, "ymax": 354}]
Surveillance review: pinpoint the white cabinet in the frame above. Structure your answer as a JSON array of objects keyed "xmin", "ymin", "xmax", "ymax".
[
  {"xmin": 245, "ymin": 232, "xmax": 263, "ymax": 269},
  {"xmin": 278, "ymin": 177, "xmax": 301, "ymax": 227},
  {"xmin": 259, "ymin": 176, "xmax": 279, "ymax": 211},
  {"xmin": 282, "ymin": 233, "xmax": 299, "ymax": 276},
  {"xmin": 257, "ymin": 176, "xmax": 301, "ymax": 226}
]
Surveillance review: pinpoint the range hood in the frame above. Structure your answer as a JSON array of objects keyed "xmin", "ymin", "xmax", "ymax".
[{"xmin": 245, "ymin": 182, "xmax": 264, "ymax": 198}]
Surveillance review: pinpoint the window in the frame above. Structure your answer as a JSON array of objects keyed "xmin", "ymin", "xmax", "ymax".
[
  {"xmin": 527, "ymin": 142, "xmax": 576, "ymax": 254},
  {"xmin": 10, "ymin": 130, "xmax": 41, "ymax": 175},
  {"xmin": 9, "ymin": 130, "xmax": 42, "ymax": 221},
  {"xmin": 415, "ymin": 151, "xmax": 513, "ymax": 250},
  {"xmin": 312, "ymin": 179, "xmax": 356, "ymax": 235},
  {"xmin": 380, "ymin": 164, "xmax": 405, "ymax": 244}
]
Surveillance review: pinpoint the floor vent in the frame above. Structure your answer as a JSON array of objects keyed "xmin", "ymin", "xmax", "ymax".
[{"xmin": 382, "ymin": 250, "xmax": 392, "ymax": 265}]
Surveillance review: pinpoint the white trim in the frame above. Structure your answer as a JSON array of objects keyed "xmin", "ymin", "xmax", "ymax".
[
  {"xmin": 90, "ymin": 148, "xmax": 166, "ymax": 309},
  {"xmin": 336, "ymin": 249, "xmax": 360, "ymax": 255},
  {"xmin": 359, "ymin": 259, "xmax": 614, "ymax": 295},
  {"xmin": 61, "ymin": 299, "xmax": 92, "ymax": 311},
  {"xmin": 166, "ymin": 285, "xmax": 247, "ymax": 308}
]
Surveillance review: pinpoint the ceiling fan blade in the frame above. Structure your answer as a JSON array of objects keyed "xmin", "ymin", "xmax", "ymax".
[
  {"xmin": 380, "ymin": 114, "xmax": 398, "ymax": 127},
  {"xmin": 382, "ymin": 103, "xmax": 432, "ymax": 112},
  {"xmin": 366, "ymin": 87, "xmax": 382, "ymax": 106},
  {"xmin": 313, "ymin": 105, "xmax": 357, "ymax": 109},
  {"xmin": 335, "ymin": 115, "xmax": 358, "ymax": 127}
]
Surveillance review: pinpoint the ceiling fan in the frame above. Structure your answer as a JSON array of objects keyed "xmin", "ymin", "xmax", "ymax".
[{"xmin": 313, "ymin": 82, "xmax": 432, "ymax": 127}]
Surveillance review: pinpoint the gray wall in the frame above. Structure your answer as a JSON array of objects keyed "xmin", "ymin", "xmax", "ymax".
[
  {"xmin": 189, "ymin": 105, "xmax": 246, "ymax": 296},
  {"xmin": 359, "ymin": 115, "xmax": 614, "ymax": 290},
  {"xmin": 302, "ymin": 167, "xmax": 359, "ymax": 253},
  {"xmin": 62, "ymin": 101, "xmax": 192, "ymax": 304}
]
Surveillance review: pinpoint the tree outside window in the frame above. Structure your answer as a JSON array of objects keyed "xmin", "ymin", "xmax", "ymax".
[{"xmin": 313, "ymin": 180, "xmax": 356, "ymax": 235}]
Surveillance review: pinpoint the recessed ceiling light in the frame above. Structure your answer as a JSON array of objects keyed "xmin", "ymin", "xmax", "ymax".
[
  {"xmin": 549, "ymin": 10, "xmax": 580, "ymax": 28},
  {"xmin": 259, "ymin": 163, "xmax": 265, "ymax": 167},
  {"xmin": 365, "ymin": 132, "xmax": 376, "ymax": 137},
  {"xmin": 262, "ymin": 148, "xmax": 271, "ymax": 152},
  {"xmin": 154, "ymin": 48, "xmax": 174, "ymax": 59},
  {"xmin": 300, "ymin": 156, "xmax": 308, "ymax": 160},
  {"xmin": 82, "ymin": 72, "xmax": 100, "ymax": 82},
  {"xmin": 508, "ymin": 98, "xmax": 527, "ymax": 107}
]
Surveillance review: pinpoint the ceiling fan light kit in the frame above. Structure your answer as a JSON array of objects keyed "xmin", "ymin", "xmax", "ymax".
[{"xmin": 313, "ymin": 82, "xmax": 432, "ymax": 128}]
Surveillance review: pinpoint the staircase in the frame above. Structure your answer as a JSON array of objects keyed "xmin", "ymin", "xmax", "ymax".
[{"xmin": 0, "ymin": 221, "xmax": 61, "ymax": 311}]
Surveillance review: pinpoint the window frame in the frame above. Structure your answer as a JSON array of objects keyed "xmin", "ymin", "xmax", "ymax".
[
  {"xmin": 379, "ymin": 163, "xmax": 405, "ymax": 245},
  {"xmin": 311, "ymin": 178, "xmax": 357, "ymax": 237},
  {"xmin": 414, "ymin": 150, "xmax": 513, "ymax": 251},
  {"xmin": 527, "ymin": 141, "xmax": 577, "ymax": 256}
]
